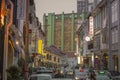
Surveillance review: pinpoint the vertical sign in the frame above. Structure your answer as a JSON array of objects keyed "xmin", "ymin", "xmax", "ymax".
[
  {"xmin": 38, "ymin": 40, "xmax": 42, "ymax": 54},
  {"xmin": 89, "ymin": 16, "xmax": 94, "ymax": 36}
]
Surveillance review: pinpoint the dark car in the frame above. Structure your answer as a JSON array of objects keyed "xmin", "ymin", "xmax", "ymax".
[{"xmin": 106, "ymin": 71, "xmax": 120, "ymax": 80}]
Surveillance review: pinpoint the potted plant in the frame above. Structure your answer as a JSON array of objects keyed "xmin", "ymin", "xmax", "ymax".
[{"xmin": 7, "ymin": 65, "xmax": 23, "ymax": 80}]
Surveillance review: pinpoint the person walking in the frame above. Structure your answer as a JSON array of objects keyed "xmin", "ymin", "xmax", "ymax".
[{"xmin": 90, "ymin": 71, "xmax": 96, "ymax": 80}]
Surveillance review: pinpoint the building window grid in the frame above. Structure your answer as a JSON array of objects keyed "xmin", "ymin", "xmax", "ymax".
[
  {"xmin": 111, "ymin": 0, "xmax": 118, "ymax": 23},
  {"xmin": 58, "ymin": 58, "xmax": 60, "ymax": 62},
  {"xmin": 112, "ymin": 27, "xmax": 118, "ymax": 44},
  {"xmin": 94, "ymin": 34, "xmax": 100, "ymax": 50},
  {"xmin": 99, "ymin": 12, "xmax": 102, "ymax": 27},
  {"xmin": 94, "ymin": 11, "xmax": 102, "ymax": 29},
  {"xmin": 98, "ymin": 13, "xmax": 100, "ymax": 27},
  {"xmin": 94, "ymin": 16, "xmax": 96, "ymax": 29},
  {"xmin": 54, "ymin": 57, "xmax": 56, "ymax": 61}
]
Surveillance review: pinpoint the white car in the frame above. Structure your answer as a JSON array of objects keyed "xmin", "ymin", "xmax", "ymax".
[
  {"xmin": 29, "ymin": 74, "xmax": 52, "ymax": 80},
  {"xmin": 96, "ymin": 75, "xmax": 111, "ymax": 80}
]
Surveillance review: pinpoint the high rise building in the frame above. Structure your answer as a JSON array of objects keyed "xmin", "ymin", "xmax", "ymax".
[
  {"xmin": 77, "ymin": 0, "xmax": 94, "ymax": 14},
  {"xmin": 43, "ymin": 12, "xmax": 84, "ymax": 53},
  {"xmin": 77, "ymin": 0, "xmax": 88, "ymax": 14}
]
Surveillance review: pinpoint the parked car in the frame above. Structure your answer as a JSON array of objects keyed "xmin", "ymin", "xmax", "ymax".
[
  {"xmin": 29, "ymin": 74, "xmax": 52, "ymax": 80},
  {"xmin": 66, "ymin": 70, "xmax": 74, "ymax": 76},
  {"xmin": 96, "ymin": 75, "xmax": 111, "ymax": 80},
  {"xmin": 65, "ymin": 70, "xmax": 74, "ymax": 78},
  {"xmin": 37, "ymin": 67, "xmax": 46, "ymax": 72},
  {"xmin": 106, "ymin": 71, "xmax": 120, "ymax": 80},
  {"xmin": 74, "ymin": 69, "xmax": 89, "ymax": 80}
]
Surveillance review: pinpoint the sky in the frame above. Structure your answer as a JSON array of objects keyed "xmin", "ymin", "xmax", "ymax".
[{"xmin": 34, "ymin": 0, "xmax": 77, "ymax": 24}]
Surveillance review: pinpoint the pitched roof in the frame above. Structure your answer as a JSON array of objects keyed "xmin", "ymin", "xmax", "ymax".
[
  {"xmin": 44, "ymin": 45, "xmax": 65, "ymax": 56},
  {"xmin": 66, "ymin": 52, "xmax": 76, "ymax": 58}
]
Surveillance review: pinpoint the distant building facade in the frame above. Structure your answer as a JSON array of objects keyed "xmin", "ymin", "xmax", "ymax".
[
  {"xmin": 28, "ymin": 0, "xmax": 45, "ymax": 67},
  {"xmin": 43, "ymin": 12, "xmax": 82, "ymax": 53}
]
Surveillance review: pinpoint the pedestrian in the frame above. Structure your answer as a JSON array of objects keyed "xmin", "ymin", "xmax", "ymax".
[{"xmin": 90, "ymin": 71, "xmax": 96, "ymax": 80}]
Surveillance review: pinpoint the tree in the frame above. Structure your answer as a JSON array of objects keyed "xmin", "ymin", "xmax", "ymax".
[{"xmin": 7, "ymin": 65, "xmax": 23, "ymax": 80}]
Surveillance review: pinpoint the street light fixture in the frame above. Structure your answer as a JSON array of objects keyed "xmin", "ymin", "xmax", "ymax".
[
  {"xmin": 16, "ymin": 41, "xmax": 19, "ymax": 45},
  {"xmin": 85, "ymin": 36, "xmax": 90, "ymax": 42}
]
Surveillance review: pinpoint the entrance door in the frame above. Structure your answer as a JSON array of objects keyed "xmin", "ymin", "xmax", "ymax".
[{"xmin": 114, "ymin": 55, "xmax": 118, "ymax": 71}]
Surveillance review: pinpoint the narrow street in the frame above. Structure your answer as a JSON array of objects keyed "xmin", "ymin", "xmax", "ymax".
[{"xmin": 1, "ymin": 0, "xmax": 120, "ymax": 80}]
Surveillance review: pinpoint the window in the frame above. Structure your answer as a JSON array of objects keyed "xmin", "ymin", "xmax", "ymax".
[
  {"xmin": 94, "ymin": 13, "xmax": 101, "ymax": 29},
  {"xmin": 49, "ymin": 55, "xmax": 52, "ymax": 60},
  {"xmin": 94, "ymin": 16, "xmax": 97, "ymax": 28},
  {"xmin": 54, "ymin": 57, "xmax": 56, "ymax": 61},
  {"xmin": 111, "ymin": 0, "xmax": 118, "ymax": 23},
  {"xmin": 29, "ymin": 13, "xmax": 32, "ymax": 24},
  {"xmin": 29, "ymin": 0, "xmax": 34, "ymax": 5},
  {"xmin": 88, "ymin": 43, "xmax": 93, "ymax": 49},
  {"xmin": 102, "ymin": 28, "xmax": 108, "ymax": 43},
  {"xmin": 58, "ymin": 58, "xmax": 60, "ymax": 62},
  {"xmin": 94, "ymin": 34, "xmax": 100, "ymax": 50},
  {"xmin": 112, "ymin": 27, "xmax": 118, "ymax": 44},
  {"xmin": 46, "ymin": 54, "xmax": 49, "ymax": 59}
]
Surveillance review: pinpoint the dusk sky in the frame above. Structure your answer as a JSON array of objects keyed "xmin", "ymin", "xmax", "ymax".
[{"xmin": 34, "ymin": 0, "xmax": 77, "ymax": 24}]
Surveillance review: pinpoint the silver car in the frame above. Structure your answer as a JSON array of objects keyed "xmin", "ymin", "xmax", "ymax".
[
  {"xmin": 29, "ymin": 74, "xmax": 52, "ymax": 80},
  {"xmin": 96, "ymin": 75, "xmax": 111, "ymax": 80}
]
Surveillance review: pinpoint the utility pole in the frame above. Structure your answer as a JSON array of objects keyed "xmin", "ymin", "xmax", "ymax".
[
  {"xmin": 24, "ymin": 0, "xmax": 29, "ymax": 79},
  {"xmin": 3, "ymin": 0, "xmax": 13, "ymax": 80}
]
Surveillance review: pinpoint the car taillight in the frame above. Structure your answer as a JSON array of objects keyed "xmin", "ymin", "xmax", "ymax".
[{"xmin": 80, "ymin": 69, "xmax": 84, "ymax": 72}]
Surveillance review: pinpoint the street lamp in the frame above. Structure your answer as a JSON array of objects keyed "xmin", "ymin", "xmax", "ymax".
[
  {"xmin": 16, "ymin": 40, "xmax": 19, "ymax": 45},
  {"xmin": 85, "ymin": 36, "xmax": 90, "ymax": 42}
]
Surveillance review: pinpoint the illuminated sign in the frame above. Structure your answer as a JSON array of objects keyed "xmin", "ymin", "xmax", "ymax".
[
  {"xmin": 98, "ymin": 71, "xmax": 105, "ymax": 75},
  {"xmin": 0, "ymin": 13, "xmax": 4, "ymax": 26},
  {"xmin": 89, "ymin": 16, "xmax": 94, "ymax": 36},
  {"xmin": 38, "ymin": 40, "xmax": 42, "ymax": 54}
]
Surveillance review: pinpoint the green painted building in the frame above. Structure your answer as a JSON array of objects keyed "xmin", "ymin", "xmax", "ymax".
[{"xmin": 43, "ymin": 12, "xmax": 84, "ymax": 53}]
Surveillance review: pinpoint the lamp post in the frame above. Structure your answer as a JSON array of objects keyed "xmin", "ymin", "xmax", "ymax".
[{"xmin": 3, "ymin": 0, "xmax": 13, "ymax": 80}]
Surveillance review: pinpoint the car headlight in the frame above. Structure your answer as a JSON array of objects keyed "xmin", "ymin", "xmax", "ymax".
[
  {"xmin": 60, "ymin": 70, "xmax": 63, "ymax": 74},
  {"xmin": 75, "ymin": 77, "xmax": 79, "ymax": 80}
]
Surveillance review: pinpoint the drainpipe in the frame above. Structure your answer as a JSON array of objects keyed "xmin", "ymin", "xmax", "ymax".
[
  {"xmin": 24, "ymin": 0, "xmax": 29, "ymax": 79},
  {"xmin": 3, "ymin": 0, "xmax": 13, "ymax": 80}
]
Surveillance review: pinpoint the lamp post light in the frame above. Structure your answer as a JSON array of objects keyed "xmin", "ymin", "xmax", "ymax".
[
  {"xmin": 85, "ymin": 36, "xmax": 90, "ymax": 42},
  {"xmin": 16, "ymin": 40, "xmax": 19, "ymax": 45}
]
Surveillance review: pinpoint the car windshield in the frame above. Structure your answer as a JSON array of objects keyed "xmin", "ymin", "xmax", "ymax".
[
  {"xmin": 76, "ymin": 72, "xmax": 87, "ymax": 76},
  {"xmin": 109, "ymin": 71, "xmax": 120, "ymax": 76},
  {"xmin": 30, "ymin": 76, "xmax": 51, "ymax": 80},
  {"xmin": 30, "ymin": 76, "xmax": 37, "ymax": 80},
  {"xmin": 96, "ymin": 76, "xmax": 110, "ymax": 80}
]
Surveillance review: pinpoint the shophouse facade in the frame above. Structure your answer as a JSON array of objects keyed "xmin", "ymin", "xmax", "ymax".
[
  {"xmin": 91, "ymin": 0, "xmax": 109, "ymax": 70},
  {"xmin": 44, "ymin": 45, "xmax": 66, "ymax": 69},
  {"xmin": 28, "ymin": 0, "xmax": 45, "ymax": 67},
  {"xmin": 76, "ymin": 0, "xmax": 94, "ymax": 67},
  {"xmin": 1, "ymin": 0, "xmax": 28, "ymax": 79},
  {"xmin": 108, "ymin": 0, "xmax": 120, "ymax": 71}
]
